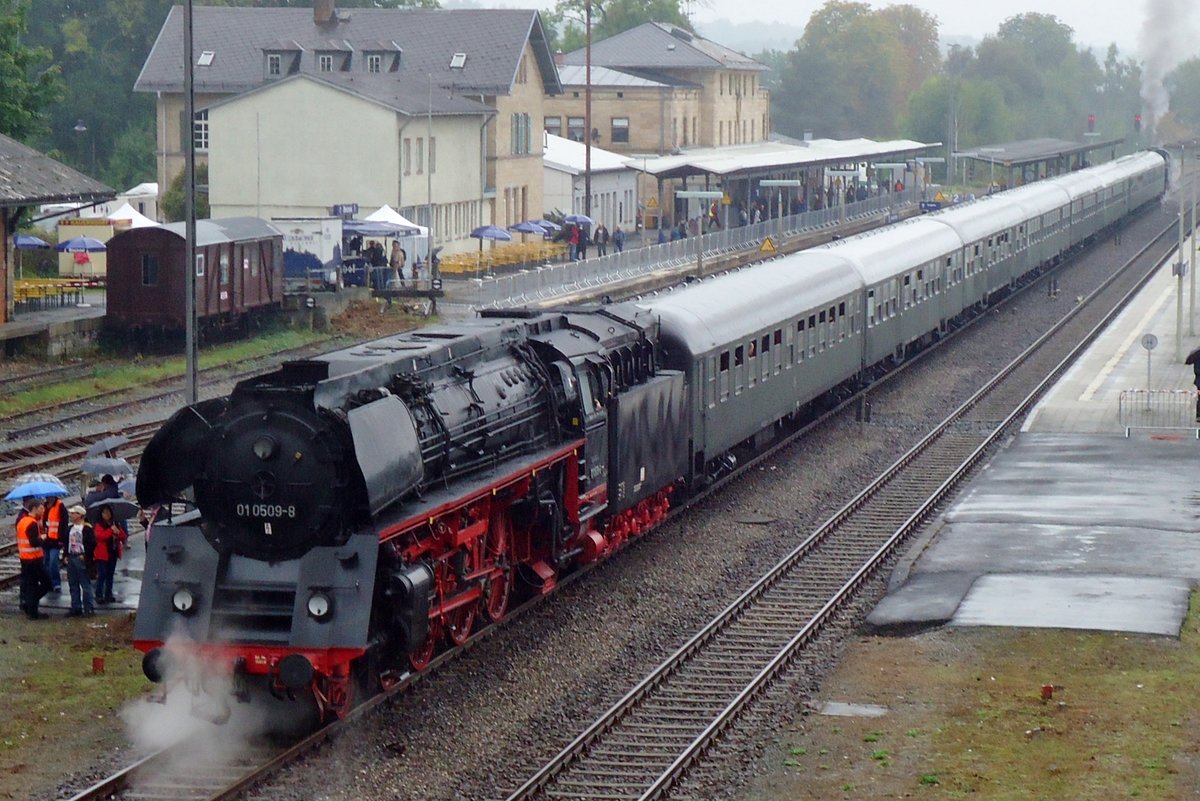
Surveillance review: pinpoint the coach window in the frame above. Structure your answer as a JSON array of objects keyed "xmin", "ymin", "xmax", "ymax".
[
  {"xmin": 807, "ymin": 314, "xmax": 817, "ymax": 356},
  {"xmin": 141, "ymin": 253, "xmax": 159, "ymax": 286},
  {"xmin": 838, "ymin": 302, "xmax": 847, "ymax": 340},
  {"xmin": 796, "ymin": 320, "xmax": 805, "ymax": 362},
  {"xmin": 719, "ymin": 351, "xmax": 730, "ymax": 401},
  {"xmin": 734, "ymin": 345, "xmax": 745, "ymax": 393},
  {"xmin": 867, "ymin": 290, "xmax": 876, "ymax": 327},
  {"xmin": 747, "ymin": 340, "xmax": 757, "ymax": 387},
  {"xmin": 773, "ymin": 329, "xmax": 783, "ymax": 373},
  {"xmin": 818, "ymin": 309, "xmax": 827, "ymax": 352}
]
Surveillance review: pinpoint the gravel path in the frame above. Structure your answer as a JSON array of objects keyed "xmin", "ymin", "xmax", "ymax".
[{"xmin": 240, "ymin": 204, "xmax": 1177, "ymax": 801}]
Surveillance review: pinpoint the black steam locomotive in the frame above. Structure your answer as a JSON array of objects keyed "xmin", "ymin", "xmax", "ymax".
[{"xmin": 134, "ymin": 151, "xmax": 1170, "ymax": 721}]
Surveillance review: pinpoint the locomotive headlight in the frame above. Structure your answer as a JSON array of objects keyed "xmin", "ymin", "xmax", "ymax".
[
  {"xmin": 172, "ymin": 587, "xmax": 196, "ymax": 615},
  {"xmin": 252, "ymin": 436, "xmax": 278, "ymax": 461},
  {"xmin": 307, "ymin": 591, "xmax": 333, "ymax": 620}
]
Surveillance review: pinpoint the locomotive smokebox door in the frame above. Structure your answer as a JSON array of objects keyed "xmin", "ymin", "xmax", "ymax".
[{"xmin": 608, "ymin": 370, "xmax": 689, "ymax": 508}]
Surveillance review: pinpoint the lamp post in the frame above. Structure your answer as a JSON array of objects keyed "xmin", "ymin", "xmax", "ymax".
[
  {"xmin": 675, "ymin": 189, "xmax": 724, "ymax": 277},
  {"xmin": 72, "ymin": 120, "xmax": 96, "ymax": 176}
]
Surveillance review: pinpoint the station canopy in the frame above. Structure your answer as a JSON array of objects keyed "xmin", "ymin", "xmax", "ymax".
[{"xmin": 630, "ymin": 137, "xmax": 941, "ymax": 180}]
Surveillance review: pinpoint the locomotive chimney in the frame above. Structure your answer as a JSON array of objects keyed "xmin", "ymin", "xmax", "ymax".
[{"xmin": 314, "ymin": 0, "xmax": 335, "ymax": 25}]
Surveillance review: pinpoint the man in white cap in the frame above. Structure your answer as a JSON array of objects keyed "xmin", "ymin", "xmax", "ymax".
[{"xmin": 63, "ymin": 505, "xmax": 96, "ymax": 617}]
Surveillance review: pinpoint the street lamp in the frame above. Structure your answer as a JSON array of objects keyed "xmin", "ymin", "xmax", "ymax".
[{"xmin": 72, "ymin": 120, "xmax": 96, "ymax": 176}]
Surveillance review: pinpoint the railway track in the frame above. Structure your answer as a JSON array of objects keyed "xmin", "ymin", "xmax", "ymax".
[
  {"xmin": 1, "ymin": 339, "xmax": 333, "ymax": 442},
  {"xmin": 55, "ymin": 211, "xmax": 1181, "ymax": 801},
  {"xmin": 499, "ymin": 222, "xmax": 1179, "ymax": 800}
]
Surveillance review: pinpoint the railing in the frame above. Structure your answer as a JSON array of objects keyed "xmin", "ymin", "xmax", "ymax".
[
  {"xmin": 459, "ymin": 189, "xmax": 919, "ymax": 310},
  {"xmin": 1118, "ymin": 389, "xmax": 1200, "ymax": 437}
]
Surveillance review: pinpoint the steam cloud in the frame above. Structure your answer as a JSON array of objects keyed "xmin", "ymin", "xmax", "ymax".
[{"xmin": 1139, "ymin": 0, "xmax": 1200, "ymax": 131}]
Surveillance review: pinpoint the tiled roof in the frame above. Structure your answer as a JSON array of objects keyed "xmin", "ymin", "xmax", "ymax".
[
  {"xmin": 556, "ymin": 65, "xmax": 670, "ymax": 89},
  {"xmin": 136, "ymin": 6, "xmax": 561, "ymax": 98},
  {"xmin": 205, "ymin": 72, "xmax": 494, "ymax": 118},
  {"xmin": 0, "ymin": 133, "xmax": 113, "ymax": 208},
  {"xmin": 563, "ymin": 22, "xmax": 766, "ymax": 72}
]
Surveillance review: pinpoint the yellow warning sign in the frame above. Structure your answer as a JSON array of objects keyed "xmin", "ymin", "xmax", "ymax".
[
  {"xmin": 760, "ymin": 237, "xmax": 776, "ymax": 253},
  {"xmin": 645, "ymin": 196, "xmax": 658, "ymax": 208},
  {"xmin": 721, "ymin": 194, "xmax": 732, "ymax": 205},
  {"xmin": 934, "ymin": 191, "xmax": 947, "ymax": 203}
]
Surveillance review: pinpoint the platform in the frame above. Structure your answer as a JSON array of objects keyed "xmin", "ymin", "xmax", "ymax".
[{"xmin": 870, "ymin": 234, "xmax": 1200, "ymax": 638}]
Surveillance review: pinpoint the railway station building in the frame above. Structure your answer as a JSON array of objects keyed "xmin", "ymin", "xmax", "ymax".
[
  {"xmin": 135, "ymin": 2, "xmax": 561, "ymax": 256},
  {"xmin": 0, "ymin": 133, "xmax": 113, "ymax": 325}
]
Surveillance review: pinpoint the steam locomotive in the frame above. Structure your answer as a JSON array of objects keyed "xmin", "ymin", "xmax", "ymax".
[{"xmin": 134, "ymin": 150, "xmax": 1169, "ymax": 721}]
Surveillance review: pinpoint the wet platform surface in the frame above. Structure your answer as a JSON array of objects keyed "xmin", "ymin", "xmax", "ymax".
[{"xmin": 871, "ymin": 232, "xmax": 1200, "ymax": 638}]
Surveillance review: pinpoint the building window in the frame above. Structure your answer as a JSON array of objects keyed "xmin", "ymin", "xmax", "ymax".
[
  {"xmin": 517, "ymin": 55, "xmax": 527, "ymax": 84},
  {"xmin": 267, "ymin": 54, "xmax": 281, "ymax": 76},
  {"xmin": 568, "ymin": 116, "xmax": 585, "ymax": 142},
  {"xmin": 193, "ymin": 110, "xmax": 209, "ymax": 152},
  {"xmin": 197, "ymin": 50, "xmax": 215, "ymax": 67},
  {"xmin": 611, "ymin": 117, "xmax": 629, "ymax": 144},
  {"xmin": 367, "ymin": 54, "xmax": 381, "ymax": 73},
  {"xmin": 403, "ymin": 138, "xmax": 411, "ymax": 175},
  {"xmin": 318, "ymin": 53, "xmax": 333, "ymax": 72},
  {"xmin": 141, "ymin": 253, "xmax": 159, "ymax": 286},
  {"xmin": 545, "ymin": 116, "xmax": 562, "ymax": 136},
  {"xmin": 417, "ymin": 137, "xmax": 424, "ymax": 174},
  {"xmin": 430, "ymin": 137, "xmax": 436, "ymax": 174}
]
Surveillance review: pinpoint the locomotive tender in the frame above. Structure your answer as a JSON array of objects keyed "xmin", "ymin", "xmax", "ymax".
[{"xmin": 134, "ymin": 151, "xmax": 1168, "ymax": 720}]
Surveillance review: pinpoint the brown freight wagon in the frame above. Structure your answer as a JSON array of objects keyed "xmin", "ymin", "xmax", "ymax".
[{"xmin": 106, "ymin": 218, "xmax": 283, "ymax": 333}]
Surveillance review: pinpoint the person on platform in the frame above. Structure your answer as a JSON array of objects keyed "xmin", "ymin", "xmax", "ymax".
[
  {"xmin": 593, "ymin": 223, "xmax": 609, "ymax": 257},
  {"xmin": 612, "ymin": 226, "xmax": 626, "ymax": 253},
  {"xmin": 92, "ymin": 505, "xmax": 124, "ymax": 605},
  {"xmin": 1187, "ymin": 346, "xmax": 1200, "ymax": 421},
  {"xmin": 389, "ymin": 241, "xmax": 407, "ymax": 287},
  {"xmin": 567, "ymin": 224, "xmax": 579, "ymax": 262},
  {"xmin": 41, "ymin": 494, "xmax": 67, "ymax": 593},
  {"xmin": 16, "ymin": 498, "xmax": 51, "ymax": 620},
  {"xmin": 84, "ymin": 475, "xmax": 120, "ymax": 523},
  {"xmin": 63, "ymin": 505, "xmax": 95, "ymax": 617}
]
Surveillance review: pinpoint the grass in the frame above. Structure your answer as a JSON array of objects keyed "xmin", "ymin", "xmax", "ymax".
[
  {"xmin": 759, "ymin": 591, "xmax": 1200, "ymax": 800},
  {"xmin": 0, "ymin": 612, "xmax": 147, "ymax": 800},
  {"xmin": 0, "ymin": 327, "xmax": 329, "ymax": 417}
]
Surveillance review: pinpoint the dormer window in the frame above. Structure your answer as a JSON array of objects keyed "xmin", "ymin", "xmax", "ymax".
[
  {"xmin": 362, "ymin": 49, "xmax": 401, "ymax": 73},
  {"xmin": 367, "ymin": 54, "xmax": 381, "ymax": 74},
  {"xmin": 267, "ymin": 54, "xmax": 281, "ymax": 76},
  {"xmin": 318, "ymin": 53, "xmax": 334, "ymax": 72},
  {"xmin": 264, "ymin": 49, "xmax": 301, "ymax": 79}
]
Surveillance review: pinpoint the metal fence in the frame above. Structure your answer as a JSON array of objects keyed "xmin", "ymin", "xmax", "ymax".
[
  {"xmin": 456, "ymin": 189, "xmax": 920, "ymax": 310},
  {"xmin": 1118, "ymin": 389, "xmax": 1200, "ymax": 437}
]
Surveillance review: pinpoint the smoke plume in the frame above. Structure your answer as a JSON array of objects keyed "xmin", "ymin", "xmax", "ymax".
[{"xmin": 1139, "ymin": 0, "xmax": 1200, "ymax": 133}]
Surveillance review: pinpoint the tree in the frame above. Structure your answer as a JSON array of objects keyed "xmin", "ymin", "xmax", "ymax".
[
  {"xmin": 771, "ymin": 0, "xmax": 939, "ymax": 139},
  {"xmin": 0, "ymin": 0, "xmax": 63, "ymax": 142},
  {"xmin": 1167, "ymin": 58, "xmax": 1200, "ymax": 135},
  {"xmin": 548, "ymin": 0, "xmax": 690, "ymax": 52},
  {"xmin": 161, "ymin": 161, "xmax": 209, "ymax": 223}
]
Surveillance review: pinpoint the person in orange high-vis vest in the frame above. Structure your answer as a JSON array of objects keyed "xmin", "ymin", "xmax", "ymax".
[
  {"xmin": 17, "ymin": 498, "xmax": 52, "ymax": 620},
  {"xmin": 41, "ymin": 495, "xmax": 67, "ymax": 593}
]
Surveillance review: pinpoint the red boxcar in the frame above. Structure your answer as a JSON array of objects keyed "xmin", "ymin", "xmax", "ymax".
[{"xmin": 106, "ymin": 218, "xmax": 283, "ymax": 332}]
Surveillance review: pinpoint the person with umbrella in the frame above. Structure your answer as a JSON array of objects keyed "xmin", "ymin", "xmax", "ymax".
[
  {"xmin": 41, "ymin": 494, "xmax": 68, "ymax": 594},
  {"xmin": 92, "ymin": 504, "xmax": 125, "ymax": 605},
  {"xmin": 16, "ymin": 498, "xmax": 52, "ymax": 619},
  {"xmin": 1187, "ymin": 346, "xmax": 1200, "ymax": 421}
]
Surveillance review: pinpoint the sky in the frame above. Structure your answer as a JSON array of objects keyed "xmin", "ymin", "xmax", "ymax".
[{"xmin": 502, "ymin": 0, "xmax": 1197, "ymax": 57}]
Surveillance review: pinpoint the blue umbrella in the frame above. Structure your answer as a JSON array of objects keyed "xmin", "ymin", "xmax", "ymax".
[
  {"xmin": 508, "ymin": 221, "xmax": 545, "ymax": 235},
  {"xmin": 14, "ymin": 233, "xmax": 49, "ymax": 249},
  {"xmin": 564, "ymin": 213, "xmax": 594, "ymax": 226},
  {"xmin": 470, "ymin": 225, "xmax": 513, "ymax": 242},
  {"xmin": 6, "ymin": 473, "xmax": 69, "ymax": 501},
  {"xmin": 55, "ymin": 235, "xmax": 107, "ymax": 253}
]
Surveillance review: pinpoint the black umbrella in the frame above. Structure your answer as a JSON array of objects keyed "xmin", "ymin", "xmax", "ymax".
[
  {"xmin": 1186, "ymin": 346, "xmax": 1200, "ymax": 366},
  {"xmin": 81, "ymin": 456, "xmax": 134, "ymax": 477},
  {"xmin": 88, "ymin": 497, "xmax": 140, "ymax": 523},
  {"xmin": 86, "ymin": 434, "xmax": 130, "ymax": 457}
]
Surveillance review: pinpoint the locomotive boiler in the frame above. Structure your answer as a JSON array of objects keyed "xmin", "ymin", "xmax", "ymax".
[{"xmin": 135, "ymin": 308, "xmax": 689, "ymax": 719}]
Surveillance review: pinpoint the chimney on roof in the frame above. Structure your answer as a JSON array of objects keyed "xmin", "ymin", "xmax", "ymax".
[
  {"xmin": 314, "ymin": 0, "xmax": 335, "ymax": 25},
  {"xmin": 554, "ymin": 49, "xmax": 565, "ymax": 66}
]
